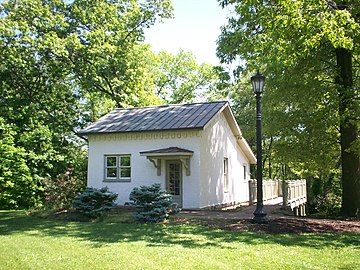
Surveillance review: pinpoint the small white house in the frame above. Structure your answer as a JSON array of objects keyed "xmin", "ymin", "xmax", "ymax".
[{"xmin": 79, "ymin": 101, "xmax": 256, "ymax": 209}]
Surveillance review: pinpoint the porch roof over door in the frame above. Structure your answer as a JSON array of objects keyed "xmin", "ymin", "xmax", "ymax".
[
  {"xmin": 139, "ymin": 147, "xmax": 193, "ymax": 157},
  {"xmin": 140, "ymin": 147, "xmax": 193, "ymax": 176}
]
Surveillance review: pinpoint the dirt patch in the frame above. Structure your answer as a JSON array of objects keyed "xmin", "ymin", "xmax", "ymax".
[
  {"xmin": 177, "ymin": 203, "xmax": 360, "ymax": 234},
  {"xmin": 175, "ymin": 216, "xmax": 360, "ymax": 234}
]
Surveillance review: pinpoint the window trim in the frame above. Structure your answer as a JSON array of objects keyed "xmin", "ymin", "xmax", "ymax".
[{"xmin": 104, "ymin": 154, "xmax": 131, "ymax": 182}]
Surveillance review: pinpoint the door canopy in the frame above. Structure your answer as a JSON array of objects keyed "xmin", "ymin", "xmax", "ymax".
[{"xmin": 140, "ymin": 147, "xmax": 193, "ymax": 176}]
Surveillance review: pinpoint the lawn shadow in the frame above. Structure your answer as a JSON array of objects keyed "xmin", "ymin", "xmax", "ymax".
[{"xmin": 0, "ymin": 210, "xmax": 359, "ymax": 250}]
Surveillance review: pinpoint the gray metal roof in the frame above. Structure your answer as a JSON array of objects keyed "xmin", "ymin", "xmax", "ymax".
[
  {"xmin": 140, "ymin": 147, "xmax": 194, "ymax": 155},
  {"xmin": 78, "ymin": 101, "xmax": 228, "ymax": 135}
]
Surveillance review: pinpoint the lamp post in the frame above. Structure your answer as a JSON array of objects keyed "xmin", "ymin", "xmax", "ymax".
[{"xmin": 251, "ymin": 71, "xmax": 267, "ymax": 223}]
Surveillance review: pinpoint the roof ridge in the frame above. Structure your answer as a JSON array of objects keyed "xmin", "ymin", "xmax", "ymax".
[{"xmin": 114, "ymin": 100, "xmax": 228, "ymax": 111}]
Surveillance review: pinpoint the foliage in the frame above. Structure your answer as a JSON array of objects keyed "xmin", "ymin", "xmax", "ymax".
[
  {"xmin": 0, "ymin": 0, "xmax": 173, "ymax": 209},
  {"xmin": 217, "ymin": 0, "xmax": 360, "ymax": 215},
  {"xmin": 129, "ymin": 183, "xmax": 179, "ymax": 223},
  {"xmin": 0, "ymin": 119, "xmax": 42, "ymax": 209},
  {"xmin": 73, "ymin": 187, "xmax": 118, "ymax": 218},
  {"xmin": 0, "ymin": 0, "xmax": 87, "ymax": 208},
  {"xmin": 66, "ymin": 0, "xmax": 173, "ymax": 111},
  {"xmin": 0, "ymin": 0, "xmax": 222, "ymax": 211},
  {"xmin": 44, "ymin": 166, "xmax": 86, "ymax": 210},
  {"xmin": 152, "ymin": 50, "xmax": 221, "ymax": 103},
  {"xmin": 312, "ymin": 193, "xmax": 342, "ymax": 217},
  {"xmin": 306, "ymin": 173, "xmax": 343, "ymax": 217}
]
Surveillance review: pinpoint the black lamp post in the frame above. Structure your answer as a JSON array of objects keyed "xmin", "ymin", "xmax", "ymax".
[{"xmin": 251, "ymin": 70, "xmax": 267, "ymax": 223}]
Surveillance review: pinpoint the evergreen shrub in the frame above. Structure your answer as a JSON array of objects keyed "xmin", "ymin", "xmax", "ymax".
[
  {"xmin": 73, "ymin": 187, "xmax": 117, "ymax": 217},
  {"xmin": 129, "ymin": 183, "xmax": 179, "ymax": 222}
]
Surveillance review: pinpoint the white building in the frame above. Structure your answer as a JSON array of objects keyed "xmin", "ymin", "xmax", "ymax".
[{"xmin": 79, "ymin": 101, "xmax": 256, "ymax": 209}]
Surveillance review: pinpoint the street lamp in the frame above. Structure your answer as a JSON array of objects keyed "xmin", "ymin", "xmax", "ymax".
[{"xmin": 251, "ymin": 71, "xmax": 267, "ymax": 223}]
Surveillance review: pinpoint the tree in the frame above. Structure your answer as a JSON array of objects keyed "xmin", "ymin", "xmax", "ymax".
[
  {"xmin": 0, "ymin": 0, "xmax": 173, "ymax": 208},
  {"xmin": 0, "ymin": 118, "xmax": 40, "ymax": 209},
  {"xmin": 217, "ymin": 0, "xmax": 359, "ymax": 216},
  {"xmin": 152, "ymin": 50, "xmax": 221, "ymax": 104},
  {"xmin": 0, "ymin": 0, "xmax": 84, "ymax": 196}
]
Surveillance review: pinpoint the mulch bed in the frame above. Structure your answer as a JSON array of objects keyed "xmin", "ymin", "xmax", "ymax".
[
  {"xmin": 175, "ymin": 217, "xmax": 360, "ymax": 234},
  {"xmin": 33, "ymin": 207, "xmax": 360, "ymax": 234}
]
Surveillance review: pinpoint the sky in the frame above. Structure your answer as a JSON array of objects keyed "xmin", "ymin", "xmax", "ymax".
[{"xmin": 144, "ymin": 0, "xmax": 230, "ymax": 65}]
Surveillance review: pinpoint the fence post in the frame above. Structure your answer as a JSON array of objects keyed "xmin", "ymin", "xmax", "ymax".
[
  {"xmin": 294, "ymin": 206, "xmax": 299, "ymax": 216},
  {"xmin": 299, "ymin": 205, "xmax": 304, "ymax": 216}
]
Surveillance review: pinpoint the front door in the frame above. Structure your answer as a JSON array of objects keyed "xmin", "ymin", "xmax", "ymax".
[{"xmin": 166, "ymin": 160, "xmax": 182, "ymax": 207}]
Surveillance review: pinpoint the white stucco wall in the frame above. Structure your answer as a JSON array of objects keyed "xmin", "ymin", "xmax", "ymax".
[
  {"xmin": 199, "ymin": 111, "xmax": 250, "ymax": 208},
  {"xmin": 87, "ymin": 130, "xmax": 201, "ymax": 208}
]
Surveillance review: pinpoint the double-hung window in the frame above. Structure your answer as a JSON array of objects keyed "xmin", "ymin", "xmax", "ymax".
[{"xmin": 105, "ymin": 155, "xmax": 131, "ymax": 181}]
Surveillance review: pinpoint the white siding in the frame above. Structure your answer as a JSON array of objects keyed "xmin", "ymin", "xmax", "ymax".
[
  {"xmin": 199, "ymin": 112, "xmax": 250, "ymax": 208},
  {"xmin": 87, "ymin": 110, "xmax": 252, "ymax": 209},
  {"xmin": 87, "ymin": 131, "xmax": 201, "ymax": 209}
]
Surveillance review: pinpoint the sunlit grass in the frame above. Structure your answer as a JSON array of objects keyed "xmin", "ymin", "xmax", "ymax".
[{"xmin": 0, "ymin": 210, "xmax": 359, "ymax": 270}]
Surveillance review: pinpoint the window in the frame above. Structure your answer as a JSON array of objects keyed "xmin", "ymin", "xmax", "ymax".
[
  {"xmin": 105, "ymin": 155, "xmax": 131, "ymax": 181},
  {"xmin": 243, "ymin": 164, "xmax": 247, "ymax": 180},
  {"xmin": 223, "ymin": 157, "xmax": 229, "ymax": 191},
  {"xmin": 105, "ymin": 156, "xmax": 118, "ymax": 179}
]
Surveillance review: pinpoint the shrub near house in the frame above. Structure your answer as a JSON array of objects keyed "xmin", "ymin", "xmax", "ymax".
[
  {"xmin": 129, "ymin": 184, "xmax": 179, "ymax": 222},
  {"xmin": 73, "ymin": 187, "xmax": 118, "ymax": 218}
]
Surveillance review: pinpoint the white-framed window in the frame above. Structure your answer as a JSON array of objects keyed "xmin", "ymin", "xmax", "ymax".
[
  {"xmin": 104, "ymin": 155, "xmax": 131, "ymax": 182},
  {"xmin": 223, "ymin": 157, "xmax": 229, "ymax": 191}
]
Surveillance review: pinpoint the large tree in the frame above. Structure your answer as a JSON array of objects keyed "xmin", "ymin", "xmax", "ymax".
[
  {"xmin": 217, "ymin": 0, "xmax": 359, "ymax": 216},
  {"xmin": 0, "ymin": 0, "xmax": 172, "ymax": 208},
  {"xmin": 66, "ymin": 0, "xmax": 172, "ymax": 110}
]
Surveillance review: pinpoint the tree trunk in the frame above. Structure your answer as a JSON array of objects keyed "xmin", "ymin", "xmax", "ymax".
[{"xmin": 336, "ymin": 47, "xmax": 360, "ymax": 217}]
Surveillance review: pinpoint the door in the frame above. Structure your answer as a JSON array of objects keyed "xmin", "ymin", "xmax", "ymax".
[{"xmin": 166, "ymin": 160, "xmax": 182, "ymax": 207}]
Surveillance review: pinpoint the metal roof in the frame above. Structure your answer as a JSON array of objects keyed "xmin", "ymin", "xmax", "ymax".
[
  {"xmin": 140, "ymin": 147, "xmax": 194, "ymax": 155},
  {"xmin": 78, "ymin": 101, "xmax": 228, "ymax": 135}
]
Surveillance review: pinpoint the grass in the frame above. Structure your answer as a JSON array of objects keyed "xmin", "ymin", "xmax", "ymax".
[{"xmin": 0, "ymin": 210, "xmax": 359, "ymax": 270}]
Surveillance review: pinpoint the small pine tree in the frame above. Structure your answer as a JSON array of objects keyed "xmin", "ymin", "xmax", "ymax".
[
  {"xmin": 73, "ymin": 187, "xmax": 118, "ymax": 218},
  {"xmin": 129, "ymin": 183, "xmax": 179, "ymax": 222}
]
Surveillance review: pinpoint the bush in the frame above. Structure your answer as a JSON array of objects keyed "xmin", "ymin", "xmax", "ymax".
[
  {"xmin": 73, "ymin": 187, "xmax": 118, "ymax": 218},
  {"xmin": 129, "ymin": 183, "xmax": 179, "ymax": 223},
  {"xmin": 312, "ymin": 193, "xmax": 342, "ymax": 217},
  {"xmin": 44, "ymin": 168, "xmax": 86, "ymax": 210},
  {"xmin": 307, "ymin": 174, "xmax": 342, "ymax": 217}
]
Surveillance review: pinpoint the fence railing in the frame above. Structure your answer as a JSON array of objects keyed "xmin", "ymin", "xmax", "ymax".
[
  {"xmin": 249, "ymin": 179, "xmax": 307, "ymax": 216},
  {"xmin": 283, "ymin": 179, "xmax": 307, "ymax": 211},
  {"xmin": 248, "ymin": 179, "xmax": 282, "ymax": 205}
]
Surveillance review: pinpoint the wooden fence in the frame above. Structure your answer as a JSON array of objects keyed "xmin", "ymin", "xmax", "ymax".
[
  {"xmin": 283, "ymin": 179, "xmax": 307, "ymax": 215},
  {"xmin": 249, "ymin": 179, "xmax": 307, "ymax": 216},
  {"xmin": 248, "ymin": 179, "xmax": 282, "ymax": 204}
]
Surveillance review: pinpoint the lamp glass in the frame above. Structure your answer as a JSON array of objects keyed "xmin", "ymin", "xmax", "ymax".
[{"xmin": 251, "ymin": 71, "xmax": 265, "ymax": 94}]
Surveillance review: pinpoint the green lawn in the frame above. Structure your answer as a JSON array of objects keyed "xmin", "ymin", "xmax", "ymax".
[{"xmin": 0, "ymin": 211, "xmax": 359, "ymax": 270}]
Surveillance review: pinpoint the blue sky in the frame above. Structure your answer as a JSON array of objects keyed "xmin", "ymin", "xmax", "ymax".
[{"xmin": 145, "ymin": 0, "xmax": 230, "ymax": 65}]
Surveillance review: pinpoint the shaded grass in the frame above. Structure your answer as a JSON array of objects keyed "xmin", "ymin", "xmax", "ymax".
[{"xmin": 0, "ymin": 210, "xmax": 359, "ymax": 269}]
